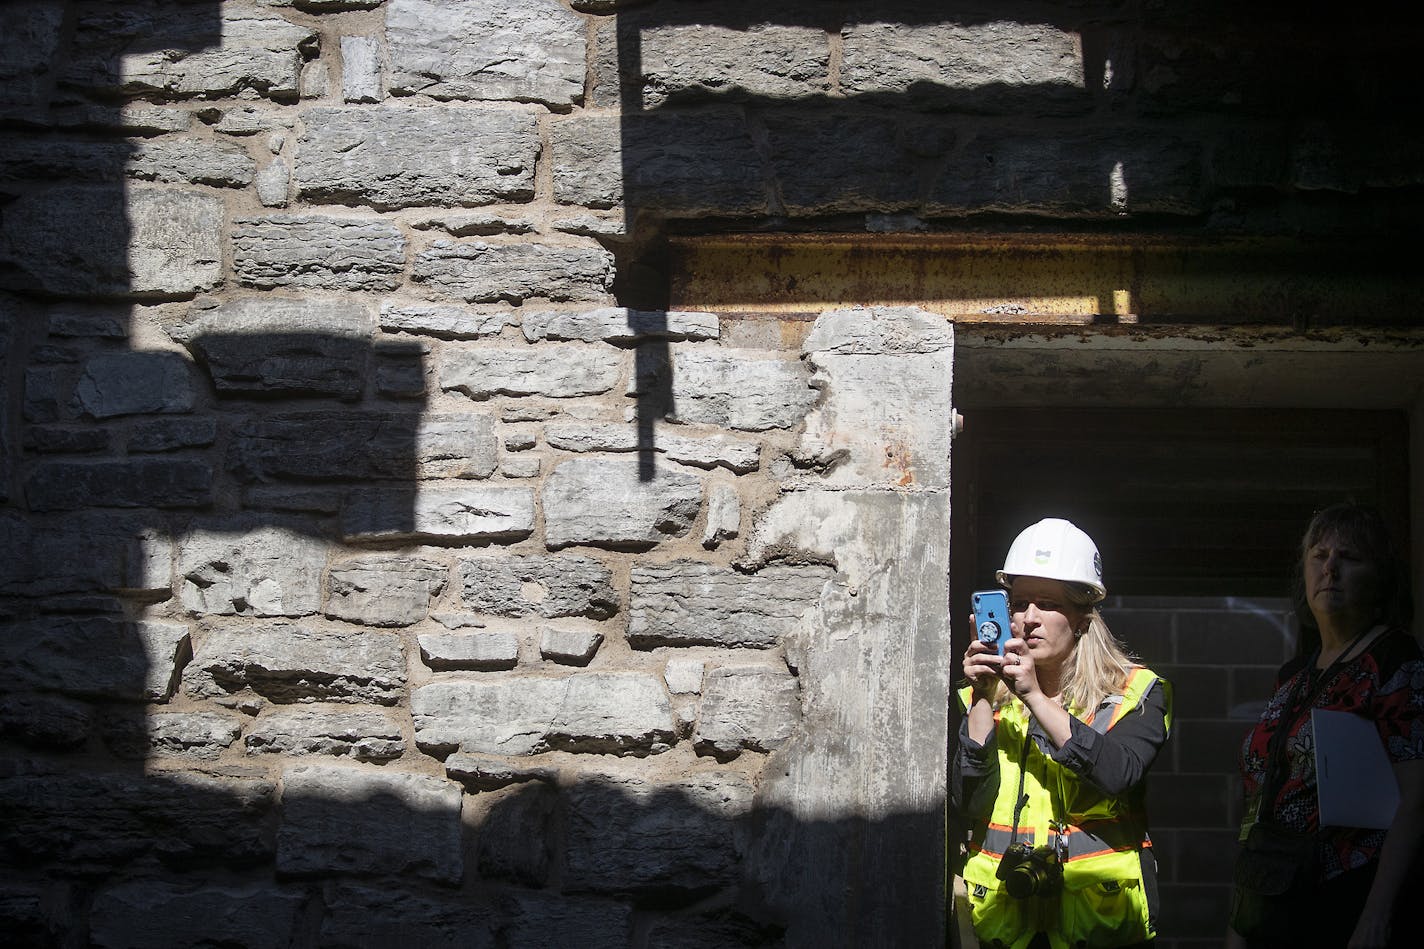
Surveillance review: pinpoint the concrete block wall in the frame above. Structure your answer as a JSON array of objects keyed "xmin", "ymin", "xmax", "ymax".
[{"xmin": 2, "ymin": 1, "xmax": 1418, "ymax": 946}]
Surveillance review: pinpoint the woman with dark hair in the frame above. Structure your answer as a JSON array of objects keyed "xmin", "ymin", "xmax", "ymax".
[{"xmin": 1230, "ymin": 503, "xmax": 1424, "ymax": 948}]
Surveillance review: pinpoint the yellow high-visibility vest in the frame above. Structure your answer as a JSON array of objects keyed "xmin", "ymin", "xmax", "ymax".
[{"xmin": 957, "ymin": 668, "xmax": 1172, "ymax": 949}]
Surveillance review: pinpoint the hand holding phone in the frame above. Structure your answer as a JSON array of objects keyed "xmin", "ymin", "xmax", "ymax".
[{"xmin": 972, "ymin": 589, "xmax": 1011, "ymax": 656}]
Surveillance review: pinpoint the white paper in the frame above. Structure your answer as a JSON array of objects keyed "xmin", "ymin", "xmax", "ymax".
[{"xmin": 1312, "ymin": 707, "xmax": 1399, "ymax": 829}]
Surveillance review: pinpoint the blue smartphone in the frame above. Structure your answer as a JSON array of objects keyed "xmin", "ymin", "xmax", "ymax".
[{"xmin": 972, "ymin": 589, "xmax": 1011, "ymax": 655}]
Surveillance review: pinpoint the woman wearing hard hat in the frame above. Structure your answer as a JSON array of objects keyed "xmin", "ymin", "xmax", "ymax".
[{"xmin": 953, "ymin": 518, "xmax": 1172, "ymax": 949}]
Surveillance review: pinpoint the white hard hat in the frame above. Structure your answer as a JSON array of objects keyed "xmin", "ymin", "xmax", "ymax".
[{"xmin": 996, "ymin": 518, "xmax": 1106, "ymax": 602}]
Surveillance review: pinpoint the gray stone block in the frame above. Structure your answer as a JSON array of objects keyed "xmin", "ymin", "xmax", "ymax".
[
  {"xmin": 295, "ymin": 106, "xmax": 537, "ymax": 209},
  {"xmin": 0, "ymin": 511, "xmax": 171, "ymax": 597},
  {"xmin": 539, "ymin": 625, "xmax": 604, "ymax": 666},
  {"xmin": 341, "ymin": 484, "xmax": 535, "ymax": 543},
  {"xmin": 90, "ymin": 879, "xmax": 304, "ymax": 949},
  {"xmin": 25, "ymin": 459, "xmax": 212, "ymax": 511},
  {"xmin": 231, "ymin": 411, "xmax": 498, "ymax": 482},
  {"xmin": 256, "ymin": 156, "xmax": 290, "ymax": 207},
  {"xmin": 498, "ymin": 891, "xmax": 634, "ymax": 949},
  {"xmin": 702, "ymin": 483, "xmax": 741, "ymax": 549},
  {"xmin": 546, "ymin": 421, "xmax": 761, "ymax": 473},
  {"xmin": 232, "ymin": 215, "xmax": 406, "ymax": 290},
  {"xmin": 666, "ymin": 349, "xmax": 816, "ymax": 431},
  {"xmin": 387, "ymin": 0, "xmax": 584, "ymax": 107},
  {"xmin": 543, "ymin": 457, "xmax": 702, "ymax": 550},
  {"xmin": 244, "ymin": 707, "xmax": 405, "ymax": 762},
  {"xmin": 129, "ymin": 136, "xmax": 257, "ymax": 187},
  {"xmin": 326, "ymin": 555, "xmax": 447, "ymax": 627},
  {"xmin": 563, "ymin": 770, "xmax": 753, "ymax": 892},
  {"xmin": 72, "ymin": 351, "xmax": 194, "ymax": 419},
  {"xmin": 475, "ymin": 781, "xmax": 556, "ymax": 886},
  {"xmin": 178, "ymin": 523, "xmax": 325, "ymax": 617},
  {"xmin": 170, "ymin": 297, "xmax": 374, "ymax": 400},
  {"xmin": 184, "ymin": 622, "xmax": 407, "ymax": 705},
  {"xmin": 22, "ymin": 425, "xmax": 111, "ymax": 454},
  {"xmin": 628, "ymin": 563, "xmax": 833, "ymax": 649},
  {"xmin": 550, "ymin": 110, "xmax": 766, "ymax": 214},
  {"xmin": 104, "ymin": 711, "xmax": 244, "ymax": 761},
  {"xmin": 418, "ymin": 630, "xmax": 520, "ymax": 670},
  {"xmin": 693, "ymin": 665, "xmax": 800, "ymax": 759},
  {"xmin": 380, "ymin": 303, "xmax": 516, "ymax": 339},
  {"xmin": 63, "ymin": 6, "xmax": 313, "ymax": 99},
  {"xmin": 445, "ymin": 752, "xmax": 555, "ymax": 791},
  {"xmin": 440, "ymin": 342, "xmax": 623, "ymax": 399},
  {"xmin": 320, "ymin": 883, "xmax": 497, "ymax": 948},
  {"xmin": 0, "ymin": 693, "xmax": 94, "ymax": 748},
  {"xmin": 0, "ymin": 2, "xmax": 66, "ymax": 113},
  {"xmin": 412, "ymin": 673, "xmax": 676, "ymax": 756},
  {"xmin": 523, "ymin": 307, "xmax": 720, "ymax": 344},
  {"xmin": 458, "ymin": 553, "xmax": 618, "ymax": 619},
  {"xmin": 277, "ymin": 764, "xmax": 462, "ymax": 883},
  {"xmin": 341, "ymin": 34, "xmax": 383, "ymax": 103},
  {"xmin": 128, "ymin": 417, "xmax": 217, "ymax": 453},
  {"xmin": 414, "ymin": 241, "xmax": 615, "ymax": 305}
]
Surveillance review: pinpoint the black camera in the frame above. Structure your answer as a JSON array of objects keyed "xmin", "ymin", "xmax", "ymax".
[{"xmin": 996, "ymin": 841, "xmax": 1064, "ymax": 899}]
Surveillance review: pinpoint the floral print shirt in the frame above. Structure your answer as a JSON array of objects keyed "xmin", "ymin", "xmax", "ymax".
[{"xmin": 1239, "ymin": 627, "xmax": 1424, "ymax": 880}]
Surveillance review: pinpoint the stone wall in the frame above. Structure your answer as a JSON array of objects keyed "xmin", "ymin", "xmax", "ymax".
[{"xmin": 2, "ymin": 2, "xmax": 1420, "ymax": 948}]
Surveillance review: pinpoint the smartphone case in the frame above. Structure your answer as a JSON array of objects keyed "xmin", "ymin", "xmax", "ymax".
[{"xmin": 972, "ymin": 589, "xmax": 1010, "ymax": 655}]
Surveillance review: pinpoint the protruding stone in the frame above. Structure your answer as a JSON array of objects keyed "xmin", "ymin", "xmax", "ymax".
[
  {"xmin": 628, "ymin": 563, "xmax": 832, "ymax": 649},
  {"xmin": 341, "ymin": 35, "xmax": 383, "ymax": 103},
  {"xmin": 277, "ymin": 764, "xmax": 462, "ymax": 883},
  {"xmin": 663, "ymin": 657, "xmax": 705, "ymax": 695},
  {"xmin": 178, "ymin": 523, "xmax": 325, "ymax": 617},
  {"xmin": 104, "ymin": 711, "xmax": 244, "ymax": 760},
  {"xmin": 693, "ymin": 665, "xmax": 800, "ymax": 759},
  {"xmin": 445, "ymin": 751, "xmax": 555, "ymax": 791},
  {"xmin": 184, "ymin": 623, "xmax": 406, "ymax": 705},
  {"xmin": 702, "ymin": 484, "xmax": 741, "ymax": 549},
  {"xmin": 341, "ymin": 484, "xmax": 535, "ymax": 543},
  {"xmin": 326, "ymin": 555, "xmax": 446, "ymax": 627},
  {"xmin": 411, "ymin": 673, "xmax": 676, "ymax": 756},
  {"xmin": 418, "ymin": 631, "xmax": 520, "ymax": 670},
  {"xmin": 543, "ymin": 457, "xmax": 701, "ymax": 550},
  {"xmin": 245, "ymin": 707, "xmax": 405, "ymax": 762},
  {"xmin": 458, "ymin": 554, "xmax": 618, "ymax": 619},
  {"xmin": 538, "ymin": 625, "xmax": 603, "ymax": 666}
]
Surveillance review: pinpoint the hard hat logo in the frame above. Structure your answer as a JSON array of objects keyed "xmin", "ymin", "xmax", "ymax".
[{"xmin": 996, "ymin": 518, "xmax": 1107, "ymax": 602}]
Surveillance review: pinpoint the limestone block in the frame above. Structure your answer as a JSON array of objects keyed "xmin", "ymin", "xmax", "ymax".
[
  {"xmin": 90, "ymin": 880, "xmax": 304, "ymax": 949},
  {"xmin": 256, "ymin": 157, "xmax": 289, "ymax": 206},
  {"xmin": 0, "ymin": 186, "xmax": 222, "ymax": 297},
  {"xmin": 129, "ymin": 417, "xmax": 217, "ymax": 453},
  {"xmin": 666, "ymin": 349, "xmax": 816, "ymax": 431},
  {"xmin": 0, "ymin": 617, "xmax": 189, "ymax": 702},
  {"xmin": 411, "ymin": 673, "xmax": 676, "ymax": 756},
  {"xmin": 326, "ymin": 555, "xmax": 447, "ymax": 627},
  {"xmin": 474, "ymin": 782, "xmax": 557, "ymax": 885},
  {"xmin": 380, "ymin": 303, "xmax": 516, "ymax": 339},
  {"xmin": 539, "ymin": 625, "xmax": 604, "ymax": 666},
  {"xmin": 543, "ymin": 457, "xmax": 702, "ymax": 550},
  {"xmin": 0, "ymin": 770, "xmax": 275, "ymax": 871},
  {"xmin": 0, "ymin": 2, "xmax": 66, "ymax": 112},
  {"xmin": 231, "ymin": 216, "xmax": 406, "ymax": 291},
  {"xmin": 341, "ymin": 35, "xmax": 383, "ymax": 103},
  {"xmin": 341, "ymin": 483, "xmax": 535, "ymax": 543},
  {"xmin": 386, "ymin": 0, "xmax": 584, "ymax": 107},
  {"xmin": 458, "ymin": 553, "xmax": 618, "ymax": 619},
  {"xmin": 47, "ymin": 308, "xmax": 129, "ymax": 338},
  {"xmin": 184, "ymin": 623, "xmax": 406, "ymax": 705},
  {"xmin": 411, "ymin": 211, "xmax": 537, "ymax": 237},
  {"xmin": 441, "ymin": 343, "xmax": 622, "ymax": 399},
  {"xmin": 169, "ymin": 297, "xmax": 374, "ymax": 400},
  {"xmin": 22, "ymin": 365, "xmax": 64, "ymax": 423},
  {"xmin": 72, "ymin": 352, "xmax": 194, "ymax": 419},
  {"xmin": 320, "ymin": 884, "xmax": 497, "ymax": 947},
  {"xmin": 23, "ymin": 425, "xmax": 110, "ymax": 454},
  {"xmin": 840, "ymin": 21, "xmax": 1085, "ymax": 106},
  {"xmin": 550, "ymin": 111, "xmax": 766, "ymax": 214},
  {"xmin": 693, "ymin": 665, "xmax": 800, "ymax": 759},
  {"xmin": 546, "ymin": 421, "xmax": 761, "ymax": 473},
  {"xmin": 414, "ymin": 241, "xmax": 614, "ymax": 305},
  {"xmin": 244, "ymin": 707, "xmax": 405, "ymax": 762},
  {"xmin": 628, "ymin": 563, "xmax": 833, "ymax": 649},
  {"xmin": 0, "ymin": 511, "xmax": 171, "ymax": 597},
  {"xmin": 65, "ymin": 7, "xmax": 313, "ymax": 99},
  {"xmin": 104, "ymin": 711, "xmax": 244, "ymax": 760},
  {"xmin": 563, "ymin": 770, "xmax": 753, "ymax": 892},
  {"xmin": 25, "ymin": 459, "xmax": 212, "ymax": 511},
  {"xmin": 788, "ymin": 307, "xmax": 954, "ymax": 491},
  {"xmin": 277, "ymin": 764, "xmax": 462, "ymax": 883},
  {"xmin": 295, "ymin": 107, "xmax": 537, "ymax": 209},
  {"xmin": 418, "ymin": 631, "xmax": 520, "ymax": 670},
  {"xmin": 129, "ymin": 137, "xmax": 256, "ymax": 187},
  {"xmin": 243, "ymin": 486, "xmax": 344, "ymax": 515},
  {"xmin": 232, "ymin": 411, "xmax": 498, "ymax": 482},
  {"xmin": 445, "ymin": 753, "xmax": 554, "ymax": 792},
  {"xmin": 523, "ymin": 307, "xmax": 719, "ymax": 344},
  {"xmin": 501, "ymin": 891, "xmax": 634, "ymax": 948},
  {"xmin": 663, "ymin": 657, "xmax": 705, "ymax": 695},
  {"xmin": 594, "ymin": 17, "xmax": 829, "ymax": 109},
  {"xmin": 501, "ymin": 456, "xmax": 541, "ymax": 478},
  {"xmin": 178, "ymin": 523, "xmax": 325, "ymax": 617},
  {"xmin": 0, "ymin": 693, "xmax": 94, "ymax": 748},
  {"xmin": 763, "ymin": 114, "xmax": 926, "ymax": 214},
  {"xmin": 702, "ymin": 483, "xmax": 741, "ymax": 548}
]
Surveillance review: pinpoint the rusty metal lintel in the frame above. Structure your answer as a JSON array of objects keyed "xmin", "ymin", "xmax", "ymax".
[{"xmin": 668, "ymin": 233, "xmax": 1418, "ymax": 328}]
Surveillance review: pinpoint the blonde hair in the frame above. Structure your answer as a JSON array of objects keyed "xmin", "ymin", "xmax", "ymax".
[{"xmin": 990, "ymin": 583, "xmax": 1138, "ymax": 719}]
